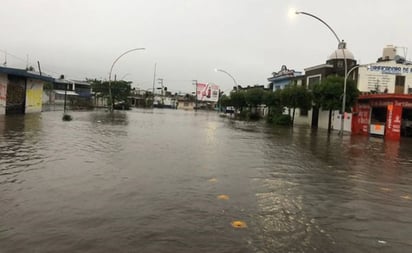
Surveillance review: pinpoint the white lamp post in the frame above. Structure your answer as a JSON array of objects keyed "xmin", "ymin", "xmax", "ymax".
[
  {"xmin": 214, "ymin": 68, "xmax": 239, "ymax": 90},
  {"xmin": 108, "ymin": 48, "xmax": 145, "ymax": 111},
  {"xmin": 295, "ymin": 11, "xmax": 348, "ymax": 135}
]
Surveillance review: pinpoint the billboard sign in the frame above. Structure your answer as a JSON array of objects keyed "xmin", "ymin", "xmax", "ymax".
[{"xmin": 196, "ymin": 83, "xmax": 219, "ymax": 102}]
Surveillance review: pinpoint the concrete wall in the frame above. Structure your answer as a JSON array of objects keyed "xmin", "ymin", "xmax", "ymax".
[
  {"xmin": 317, "ymin": 110, "xmax": 330, "ymax": 129},
  {"xmin": 289, "ymin": 108, "xmax": 311, "ymax": 126},
  {"xmin": 0, "ymin": 74, "xmax": 7, "ymax": 115},
  {"xmin": 25, "ymin": 79, "xmax": 43, "ymax": 113},
  {"xmin": 177, "ymin": 101, "xmax": 195, "ymax": 110},
  {"xmin": 332, "ymin": 111, "xmax": 352, "ymax": 132}
]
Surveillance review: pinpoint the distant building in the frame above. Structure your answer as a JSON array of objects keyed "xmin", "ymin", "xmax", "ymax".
[
  {"xmin": 42, "ymin": 77, "xmax": 92, "ymax": 111},
  {"xmin": 267, "ymin": 65, "xmax": 306, "ymax": 124},
  {"xmin": 176, "ymin": 94, "xmax": 196, "ymax": 110},
  {"xmin": 268, "ymin": 65, "xmax": 304, "ymax": 91},
  {"xmin": 0, "ymin": 66, "xmax": 53, "ymax": 115}
]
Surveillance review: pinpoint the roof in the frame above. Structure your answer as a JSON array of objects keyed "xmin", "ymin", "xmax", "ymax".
[
  {"xmin": 358, "ymin": 93, "xmax": 412, "ymax": 101},
  {"xmin": 0, "ymin": 66, "xmax": 54, "ymax": 82},
  {"xmin": 54, "ymin": 79, "xmax": 91, "ymax": 86},
  {"xmin": 268, "ymin": 73, "xmax": 304, "ymax": 82},
  {"xmin": 54, "ymin": 90, "xmax": 79, "ymax": 96},
  {"xmin": 304, "ymin": 64, "xmax": 334, "ymax": 72},
  {"xmin": 328, "ymin": 48, "xmax": 355, "ymax": 60}
]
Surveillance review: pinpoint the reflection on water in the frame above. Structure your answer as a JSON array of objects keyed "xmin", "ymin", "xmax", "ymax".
[{"xmin": 1, "ymin": 110, "xmax": 412, "ymax": 253}]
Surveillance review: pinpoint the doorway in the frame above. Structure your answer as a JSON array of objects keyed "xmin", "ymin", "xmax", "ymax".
[
  {"xmin": 6, "ymin": 75, "xmax": 26, "ymax": 115},
  {"xmin": 401, "ymin": 108, "xmax": 412, "ymax": 137}
]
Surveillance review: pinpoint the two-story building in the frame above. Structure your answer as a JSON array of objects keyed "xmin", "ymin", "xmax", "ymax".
[{"xmin": 352, "ymin": 45, "xmax": 412, "ymax": 140}]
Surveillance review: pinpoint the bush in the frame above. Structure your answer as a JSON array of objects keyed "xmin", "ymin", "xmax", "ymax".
[
  {"xmin": 270, "ymin": 114, "xmax": 291, "ymax": 126},
  {"xmin": 248, "ymin": 112, "xmax": 261, "ymax": 121},
  {"xmin": 236, "ymin": 110, "xmax": 248, "ymax": 120}
]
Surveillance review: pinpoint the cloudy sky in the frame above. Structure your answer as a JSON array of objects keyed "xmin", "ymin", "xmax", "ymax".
[{"xmin": 1, "ymin": 0, "xmax": 411, "ymax": 93}]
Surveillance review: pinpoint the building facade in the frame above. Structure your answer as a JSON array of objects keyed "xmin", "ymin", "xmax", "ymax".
[
  {"xmin": 292, "ymin": 43, "xmax": 358, "ymax": 131},
  {"xmin": 42, "ymin": 78, "xmax": 92, "ymax": 111},
  {"xmin": 0, "ymin": 66, "xmax": 53, "ymax": 115},
  {"xmin": 352, "ymin": 45, "xmax": 412, "ymax": 140}
]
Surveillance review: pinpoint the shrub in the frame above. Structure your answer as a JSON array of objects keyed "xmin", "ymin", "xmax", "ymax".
[{"xmin": 271, "ymin": 114, "xmax": 291, "ymax": 126}]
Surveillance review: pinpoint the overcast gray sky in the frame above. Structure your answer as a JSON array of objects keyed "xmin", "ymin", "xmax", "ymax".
[{"xmin": 1, "ymin": 0, "xmax": 411, "ymax": 93}]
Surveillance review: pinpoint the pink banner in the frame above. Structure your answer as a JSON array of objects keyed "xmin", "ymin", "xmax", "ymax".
[{"xmin": 196, "ymin": 83, "xmax": 219, "ymax": 102}]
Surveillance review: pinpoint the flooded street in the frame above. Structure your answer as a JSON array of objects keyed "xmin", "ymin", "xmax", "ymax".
[{"xmin": 1, "ymin": 110, "xmax": 412, "ymax": 253}]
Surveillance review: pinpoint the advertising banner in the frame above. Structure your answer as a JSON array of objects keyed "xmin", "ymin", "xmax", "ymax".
[
  {"xmin": 196, "ymin": 83, "xmax": 219, "ymax": 102},
  {"xmin": 385, "ymin": 103, "xmax": 402, "ymax": 141},
  {"xmin": 352, "ymin": 104, "xmax": 370, "ymax": 135}
]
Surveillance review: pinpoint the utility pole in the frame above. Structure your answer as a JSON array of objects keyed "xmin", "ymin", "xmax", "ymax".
[
  {"xmin": 152, "ymin": 63, "xmax": 157, "ymax": 107},
  {"xmin": 158, "ymin": 78, "xmax": 164, "ymax": 106},
  {"xmin": 192, "ymin": 80, "xmax": 198, "ymax": 111},
  {"xmin": 37, "ymin": 61, "xmax": 42, "ymax": 75}
]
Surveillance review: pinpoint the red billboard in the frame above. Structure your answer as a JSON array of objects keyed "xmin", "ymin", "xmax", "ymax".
[{"xmin": 385, "ymin": 103, "xmax": 402, "ymax": 141}]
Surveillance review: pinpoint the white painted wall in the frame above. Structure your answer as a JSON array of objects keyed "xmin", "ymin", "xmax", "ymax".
[
  {"xmin": 332, "ymin": 111, "xmax": 352, "ymax": 132},
  {"xmin": 358, "ymin": 61, "xmax": 412, "ymax": 93},
  {"xmin": 293, "ymin": 108, "xmax": 311, "ymax": 126},
  {"xmin": 317, "ymin": 110, "xmax": 330, "ymax": 129}
]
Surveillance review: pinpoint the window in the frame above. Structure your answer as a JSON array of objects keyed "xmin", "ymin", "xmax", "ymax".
[{"xmin": 307, "ymin": 76, "xmax": 321, "ymax": 90}]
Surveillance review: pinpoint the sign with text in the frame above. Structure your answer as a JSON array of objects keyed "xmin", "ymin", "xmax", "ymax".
[
  {"xmin": 385, "ymin": 103, "xmax": 402, "ymax": 141},
  {"xmin": 353, "ymin": 104, "xmax": 370, "ymax": 135},
  {"xmin": 196, "ymin": 83, "xmax": 219, "ymax": 102}
]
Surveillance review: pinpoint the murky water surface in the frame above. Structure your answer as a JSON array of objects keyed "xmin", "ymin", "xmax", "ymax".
[{"xmin": 1, "ymin": 110, "xmax": 412, "ymax": 253}]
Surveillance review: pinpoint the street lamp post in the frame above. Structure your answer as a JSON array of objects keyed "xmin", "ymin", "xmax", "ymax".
[
  {"xmin": 108, "ymin": 47, "xmax": 145, "ymax": 111},
  {"xmin": 295, "ymin": 11, "xmax": 348, "ymax": 135},
  {"xmin": 214, "ymin": 68, "xmax": 239, "ymax": 90}
]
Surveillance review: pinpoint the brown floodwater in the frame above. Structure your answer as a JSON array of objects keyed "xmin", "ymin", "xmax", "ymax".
[{"xmin": 1, "ymin": 109, "xmax": 412, "ymax": 252}]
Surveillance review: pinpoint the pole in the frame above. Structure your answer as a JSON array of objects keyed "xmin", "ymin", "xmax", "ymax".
[
  {"xmin": 108, "ymin": 47, "xmax": 145, "ymax": 111},
  {"xmin": 158, "ymin": 78, "xmax": 164, "ymax": 106},
  {"xmin": 193, "ymin": 80, "xmax": 198, "ymax": 110},
  {"xmin": 64, "ymin": 82, "xmax": 67, "ymax": 114},
  {"xmin": 37, "ymin": 61, "xmax": 42, "ymax": 75},
  {"xmin": 215, "ymin": 68, "xmax": 238, "ymax": 90},
  {"xmin": 340, "ymin": 42, "xmax": 348, "ymax": 135},
  {"xmin": 152, "ymin": 63, "xmax": 157, "ymax": 107},
  {"xmin": 295, "ymin": 11, "xmax": 348, "ymax": 136}
]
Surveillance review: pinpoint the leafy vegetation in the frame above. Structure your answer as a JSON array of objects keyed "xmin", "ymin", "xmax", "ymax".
[
  {"xmin": 89, "ymin": 79, "xmax": 132, "ymax": 108},
  {"xmin": 313, "ymin": 76, "xmax": 358, "ymax": 131}
]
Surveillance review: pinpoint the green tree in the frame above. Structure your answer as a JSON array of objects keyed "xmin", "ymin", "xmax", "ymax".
[
  {"xmin": 245, "ymin": 88, "xmax": 264, "ymax": 110},
  {"xmin": 90, "ymin": 79, "xmax": 132, "ymax": 107},
  {"xmin": 263, "ymin": 89, "xmax": 282, "ymax": 117},
  {"xmin": 313, "ymin": 75, "xmax": 359, "ymax": 132},
  {"xmin": 280, "ymin": 85, "xmax": 312, "ymax": 125},
  {"xmin": 220, "ymin": 94, "xmax": 231, "ymax": 108},
  {"xmin": 230, "ymin": 90, "xmax": 246, "ymax": 112}
]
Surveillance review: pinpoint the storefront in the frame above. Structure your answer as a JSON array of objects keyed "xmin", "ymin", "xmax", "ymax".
[{"xmin": 352, "ymin": 94, "xmax": 412, "ymax": 140}]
